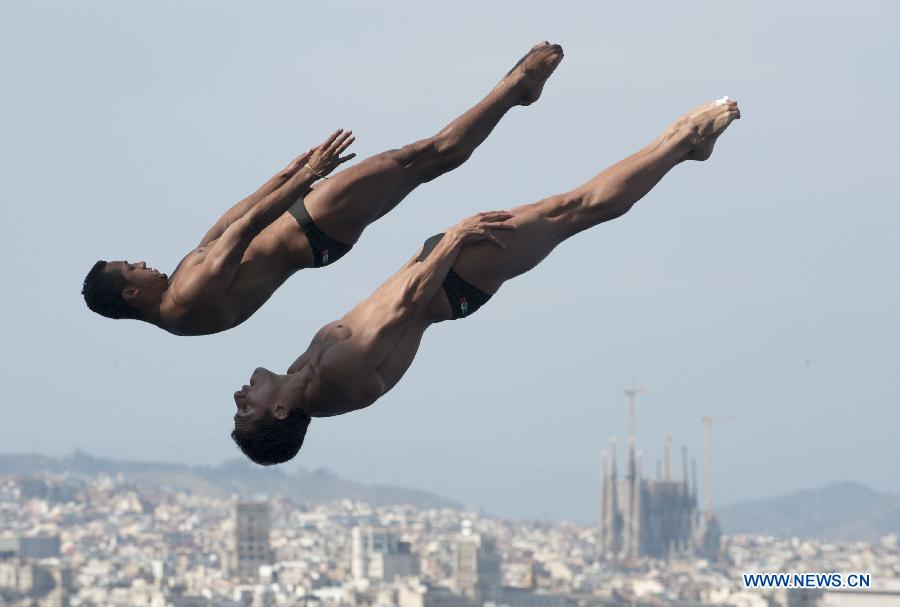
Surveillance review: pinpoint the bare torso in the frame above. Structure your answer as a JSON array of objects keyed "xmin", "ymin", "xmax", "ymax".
[
  {"xmin": 290, "ymin": 259, "xmax": 455, "ymax": 416},
  {"xmin": 161, "ymin": 213, "xmax": 313, "ymax": 335},
  {"xmin": 157, "ymin": 144, "xmax": 446, "ymax": 336}
]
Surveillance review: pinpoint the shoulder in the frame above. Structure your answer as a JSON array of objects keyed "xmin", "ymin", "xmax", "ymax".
[
  {"xmin": 170, "ymin": 246, "xmax": 209, "ymax": 281},
  {"xmin": 165, "ymin": 246, "xmax": 215, "ymax": 305}
]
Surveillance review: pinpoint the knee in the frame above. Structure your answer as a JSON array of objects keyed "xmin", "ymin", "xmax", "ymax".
[
  {"xmin": 572, "ymin": 188, "xmax": 633, "ymax": 223},
  {"xmin": 542, "ymin": 193, "xmax": 583, "ymax": 222},
  {"xmin": 431, "ymin": 130, "xmax": 471, "ymax": 168},
  {"xmin": 539, "ymin": 192, "xmax": 628, "ymax": 236},
  {"xmin": 399, "ymin": 137, "xmax": 468, "ymax": 183}
]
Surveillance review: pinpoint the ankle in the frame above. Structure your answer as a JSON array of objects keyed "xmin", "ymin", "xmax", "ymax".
[
  {"xmin": 659, "ymin": 120, "xmax": 694, "ymax": 157},
  {"xmin": 490, "ymin": 84, "xmax": 519, "ymax": 108}
]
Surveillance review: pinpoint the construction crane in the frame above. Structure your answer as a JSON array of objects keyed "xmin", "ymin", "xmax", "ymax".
[
  {"xmin": 664, "ymin": 433, "xmax": 673, "ymax": 481},
  {"xmin": 699, "ymin": 415, "xmax": 735, "ymax": 518},
  {"xmin": 624, "ymin": 385, "xmax": 646, "ymax": 443}
]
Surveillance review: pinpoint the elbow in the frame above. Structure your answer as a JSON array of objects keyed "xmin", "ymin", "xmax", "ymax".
[{"xmin": 231, "ymin": 214, "xmax": 265, "ymax": 240}]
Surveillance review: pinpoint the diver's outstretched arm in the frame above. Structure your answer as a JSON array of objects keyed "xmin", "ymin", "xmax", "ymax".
[
  {"xmin": 171, "ymin": 130, "xmax": 355, "ymax": 308},
  {"xmin": 198, "ymin": 130, "xmax": 357, "ymax": 247},
  {"xmin": 198, "ymin": 148, "xmax": 316, "ymax": 247}
]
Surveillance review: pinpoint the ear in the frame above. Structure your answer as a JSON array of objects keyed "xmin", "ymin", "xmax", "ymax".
[
  {"xmin": 121, "ymin": 286, "xmax": 140, "ymax": 302},
  {"xmin": 272, "ymin": 402, "xmax": 289, "ymax": 421}
]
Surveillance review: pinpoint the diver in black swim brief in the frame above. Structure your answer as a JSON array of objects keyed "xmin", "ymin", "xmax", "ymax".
[
  {"xmin": 417, "ymin": 233, "xmax": 492, "ymax": 319},
  {"xmin": 229, "ymin": 96, "xmax": 742, "ymax": 466},
  {"xmin": 288, "ymin": 198, "xmax": 353, "ymax": 268},
  {"xmin": 82, "ymin": 42, "xmax": 566, "ymax": 337}
]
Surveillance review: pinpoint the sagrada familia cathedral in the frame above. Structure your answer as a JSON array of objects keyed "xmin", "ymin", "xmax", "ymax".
[{"xmin": 598, "ymin": 392, "xmax": 722, "ymax": 562}]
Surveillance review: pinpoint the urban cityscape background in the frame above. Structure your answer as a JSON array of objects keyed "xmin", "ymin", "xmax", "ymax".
[{"xmin": 2, "ymin": 392, "xmax": 898, "ymax": 607}]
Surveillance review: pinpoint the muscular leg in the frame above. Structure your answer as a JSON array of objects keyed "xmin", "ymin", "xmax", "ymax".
[
  {"xmin": 452, "ymin": 100, "xmax": 741, "ymax": 294},
  {"xmin": 304, "ymin": 43, "xmax": 564, "ymax": 245}
]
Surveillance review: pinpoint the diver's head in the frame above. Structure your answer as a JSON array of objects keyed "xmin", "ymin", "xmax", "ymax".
[
  {"xmin": 231, "ymin": 367, "xmax": 311, "ymax": 465},
  {"xmin": 82, "ymin": 259, "xmax": 168, "ymax": 320}
]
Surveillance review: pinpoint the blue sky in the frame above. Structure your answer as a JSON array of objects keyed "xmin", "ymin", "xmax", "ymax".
[{"xmin": 1, "ymin": 1, "xmax": 898, "ymax": 522}]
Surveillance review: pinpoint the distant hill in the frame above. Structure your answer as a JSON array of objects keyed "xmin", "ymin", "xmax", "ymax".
[
  {"xmin": 719, "ymin": 481, "xmax": 900, "ymax": 541},
  {"xmin": 7, "ymin": 453, "xmax": 896, "ymax": 540},
  {"xmin": 0, "ymin": 450, "xmax": 461, "ymax": 510}
]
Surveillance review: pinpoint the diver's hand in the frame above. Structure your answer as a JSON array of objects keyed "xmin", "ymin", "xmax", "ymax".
[
  {"xmin": 447, "ymin": 211, "xmax": 518, "ymax": 249},
  {"xmin": 306, "ymin": 129, "xmax": 356, "ymax": 177}
]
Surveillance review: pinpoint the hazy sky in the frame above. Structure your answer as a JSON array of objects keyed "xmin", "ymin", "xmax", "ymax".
[{"xmin": 1, "ymin": 1, "xmax": 898, "ymax": 523}]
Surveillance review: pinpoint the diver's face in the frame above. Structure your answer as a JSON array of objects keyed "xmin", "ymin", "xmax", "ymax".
[
  {"xmin": 233, "ymin": 367, "xmax": 280, "ymax": 427},
  {"xmin": 107, "ymin": 260, "xmax": 168, "ymax": 289}
]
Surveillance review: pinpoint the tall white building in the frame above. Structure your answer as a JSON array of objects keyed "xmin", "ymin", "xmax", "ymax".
[
  {"xmin": 351, "ymin": 527, "xmax": 419, "ymax": 582},
  {"xmin": 452, "ymin": 526, "xmax": 501, "ymax": 604},
  {"xmin": 227, "ymin": 501, "xmax": 273, "ymax": 582}
]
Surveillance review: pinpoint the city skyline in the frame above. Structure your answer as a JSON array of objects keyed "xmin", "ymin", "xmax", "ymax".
[
  {"xmin": 2, "ymin": 1, "xmax": 899, "ymax": 524},
  {"xmin": 1, "ymin": 444, "xmax": 898, "ymax": 541},
  {"xmin": 2, "ymin": 374, "xmax": 896, "ymax": 526},
  {"xmin": 2, "ymin": 472, "xmax": 898, "ymax": 607}
]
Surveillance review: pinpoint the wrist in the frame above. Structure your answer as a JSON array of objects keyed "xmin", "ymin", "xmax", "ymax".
[
  {"xmin": 448, "ymin": 229, "xmax": 469, "ymax": 249},
  {"xmin": 304, "ymin": 163, "xmax": 329, "ymax": 181},
  {"xmin": 444, "ymin": 227, "xmax": 462, "ymax": 243}
]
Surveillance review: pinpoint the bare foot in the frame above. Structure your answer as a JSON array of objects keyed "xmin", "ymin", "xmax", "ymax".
[
  {"xmin": 679, "ymin": 98, "xmax": 741, "ymax": 161},
  {"xmin": 496, "ymin": 42, "xmax": 565, "ymax": 106}
]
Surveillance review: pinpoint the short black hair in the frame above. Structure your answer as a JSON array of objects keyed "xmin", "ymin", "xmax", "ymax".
[
  {"xmin": 231, "ymin": 408, "xmax": 311, "ymax": 466},
  {"xmin": 82, "ymin": 260, "xmax": 139, "ymax": 320}
]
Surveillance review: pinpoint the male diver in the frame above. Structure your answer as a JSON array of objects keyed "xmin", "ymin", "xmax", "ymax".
[
  {"xmin": 82, "ymin": 43, "xmax": 564, "ymax": 335},
  {"xmin": 230, "ymin": 98, "xmax": 741, "ymax": 465}
]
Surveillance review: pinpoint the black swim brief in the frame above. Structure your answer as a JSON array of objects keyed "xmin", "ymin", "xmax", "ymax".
[
  {"xmin": 417, "ymin": 233, "xmax": 493, "ymax": 320},
  {"xmin": 288, "ymin": 198, "xmax": 353, "ymax": 267}
]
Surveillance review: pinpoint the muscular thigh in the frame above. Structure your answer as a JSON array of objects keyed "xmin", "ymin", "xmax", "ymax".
[
  {"xmin": 303, "ymin": 149, "xmax": 418, "ymax": 244},
  {"xmin": 451, "ymin": 194, "xmax": 578, "ymax": 294}
]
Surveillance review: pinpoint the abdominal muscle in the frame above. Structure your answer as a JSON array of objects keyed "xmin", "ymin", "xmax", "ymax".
[{"xmin": 341, "ymin": 270, "xmax": 455, "ymax": 399}]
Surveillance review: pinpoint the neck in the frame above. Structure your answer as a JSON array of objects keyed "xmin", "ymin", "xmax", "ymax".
[
  {"xmin": 280, "ymin": 365, "xmax": 316, "ymax": 417},
  {"xmin": 136, "ymin": 289, "xmax": 166, "ymax": 326}
]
